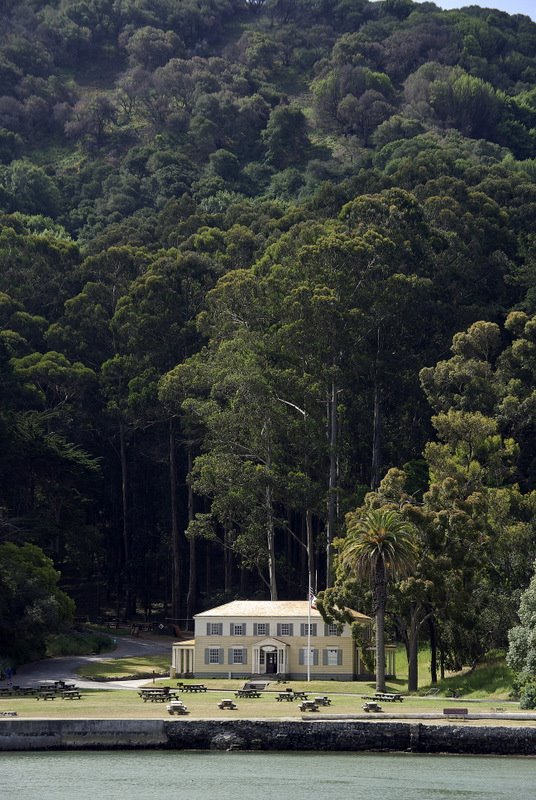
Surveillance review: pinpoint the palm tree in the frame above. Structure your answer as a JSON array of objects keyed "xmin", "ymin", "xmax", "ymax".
[{"xmin": 339, "ymin": 506, "xmax": 417, "ymax": 692}]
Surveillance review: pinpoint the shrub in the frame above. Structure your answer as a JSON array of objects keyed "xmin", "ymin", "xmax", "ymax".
[
  {"xmin": 519, "ymin": 682, "xmax": 536, "ymax": 709},
  {"xmin": 46, "ymin": 630, "xmax": 114, "ymax": 657}
]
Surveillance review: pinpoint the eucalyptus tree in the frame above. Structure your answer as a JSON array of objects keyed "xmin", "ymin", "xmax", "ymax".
[
  {"xmin": 419, "ymin": 317, "xmax": 536, "ymax": 669},
  {"xmin": 112, "ymin": 250, "xmax": 216, "ymax": 620}
]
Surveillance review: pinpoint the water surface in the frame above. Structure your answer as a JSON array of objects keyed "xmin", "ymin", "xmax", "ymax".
[{"xmin": 2, "ymin": 750, "xmax": 536, "ymax": 800}]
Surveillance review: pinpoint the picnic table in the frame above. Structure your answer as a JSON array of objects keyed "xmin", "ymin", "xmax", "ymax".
[
  {"xmin": 363, "ymin": 701, "xmax": 382, "ymax": 712},
  {"xmin": 277, "ymin": 691, "xmax": 295, "ymax": 701},
  {"xmin": 218, "ymin": 698, "xmax": 237, "ymax": 710},
  {"xmin": 37, "ymin": 691, "xmax": 57, "ymax": 701},
  {"xmin": 235, "ymin": 689, "xmax": 261, "ymax": 698},
  {"xmin": 38, "ymin": 680, "xmax": 73, "ymax": 694},
  {"xmin": 61, "ymin": 690, "xmax": 82, "ymax": 700},
  {"xmin": 314, "ymin": 696, "xmax": 331, "ymax": 706},
  {"xmin": 299, "ymin": 700, "xmax": 319, "ymax": 712},
  {"xmin": 0, "ymin": 686, "xmax": 36, "ymax": 697},
  {"xmin": 180, "ymin": 683, "xmax": 207, "ymax": 693},
  {"xmin": 139, "ymin": 688, "xmax": 179, "ymax": 702},
  {"xmin": 167, "ymin": 700, "xmax": 189, "ymax": 715},
  {"xmin": 363, "ymin": 692, "xmax": 403, "ymax": 702}
]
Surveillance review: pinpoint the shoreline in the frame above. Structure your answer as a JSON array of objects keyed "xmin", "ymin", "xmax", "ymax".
[{"xmin": 3, "ymin": 718, "xmax": 536, "ymax": 755}]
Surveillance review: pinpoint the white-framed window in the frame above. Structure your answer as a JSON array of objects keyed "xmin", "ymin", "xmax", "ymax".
[
  {"xmin": 231, "ymin": 648, "xmax": 245, "ymax": 664},
  {"xmin": 299, "ymin": 648, "xmax": 318, "ymax": 666},
  {"xmin": 207, "ymin": 622, "xmax": 223, "ymax": 635},
  {"xmin": 326, "ymin": 648, "xmax": 339, "ymax": 666},
  {"xmin": 231, "ymin": 623, "xmax": 245, "ymax": 635},
  {"xmin": 259, "ymin": 650, "xmax": 265, "ymax": 665},
  {"xmin": 256, "ymin": 623, "xmax": 268, "ymax": 636},
  {"xmin": 326, "ymin": 623, "xmax": 340, "ymax": 636},
  {"xmin": 280, "ymin": 623, "xmax": 292, "ymax": 636},
  {"xmin": 208, "ymin": 648, "xmax": 221, "ymax": 664},
  {"xmin": 300, "ymin": 623, "xmax": 317, "ymax": 636}
]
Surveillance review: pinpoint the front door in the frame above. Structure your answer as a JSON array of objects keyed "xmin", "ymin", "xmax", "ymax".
[{"xmin": 265, "ymin": 651, "xmax": 277, "ymax": 673}]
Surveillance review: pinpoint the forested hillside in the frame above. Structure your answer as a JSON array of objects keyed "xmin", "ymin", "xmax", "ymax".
[{"xmin": 2, "ymin": 0, "xmax": 536, "ymax": 670}]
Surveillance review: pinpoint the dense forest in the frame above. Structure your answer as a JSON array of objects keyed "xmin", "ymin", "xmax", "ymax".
[{"xmin": 1, "ymin": 0, "xmax": 536, "ymax": 673}]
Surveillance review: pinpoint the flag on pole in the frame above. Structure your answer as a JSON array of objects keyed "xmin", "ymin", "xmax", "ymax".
[{"xmin": 308, "ymin": 588, "xmax": 317, "ymax": 609}]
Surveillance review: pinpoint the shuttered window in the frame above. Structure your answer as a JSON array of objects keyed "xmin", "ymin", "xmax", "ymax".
[
  {"xmin": 253, "ymin": 623, "xmax": 269, "ymax": 636},
  {"xmin": 228, "ymin": 648, "xmax": 248, "ymax": 664},
  {"xmin": 206, "ymin": 622, "xmax": 223, "ymax": 635},
  {"xmin": 230, "ymin": 623, "xmax": 246, "ymax": 635},
  {"xmin": 205, "ymin": 647, "xmax": 224, "ymax": 664},
  {"xmin": 300, "ymin": 623, "xmax": 317, "ymax": 636},
  {"xmin": 277, "ymin": 623, "xmax": 293, "ymax": 636},
  {"xmin": 324, "ymin": 623, "xmax": 341, "ymax": 636},
  {"xmin": 323, "ymin": 648, "xmax": 343, "ymax": 666},
  {"xmin": 298, "ymin": 648, "xmax": 319, "ymax": 666}
]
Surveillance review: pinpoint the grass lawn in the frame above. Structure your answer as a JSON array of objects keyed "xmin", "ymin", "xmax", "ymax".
[
  {"xmin": 0, "ymin": 684, "xmax": 526, "ymax": 722},
  {"xmin": 0, "ymin": 672, "xmax": 526, "ymax": 723},
  {"xmin": 3, "ymin": 641, "xmax": 519, "ymax": 723},
  {"xmin": 76, "ymin": 654, "xmax": 171, "ymax": 680}
]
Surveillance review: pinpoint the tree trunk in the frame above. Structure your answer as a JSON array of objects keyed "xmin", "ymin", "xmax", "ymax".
[
  {"xmin": 224, "ymin": 529, "xmax": 233, "ymax": 593},
  {"xmin": 326, "ymin": 378, "xmax": 338, "ymax": 587},
  {"xmin": 185, "ymin": 443, "xmax": 196, "ymax": 629},
  {"xmin": 375, "ymin": 604, "xmax": 386, "ymax": 693},
  {"xmin": 266, "ymin": 482, "xmax": 278, "ymax": 600},
  {"xmin": 371, "ymin": 379, "xmax": 382, "ymax": 490},
  {"xmin": 428, "ymin": 616, "xmax": 438, "ymax": 685},
  {"xmin": 169, "ymin": 417, "xmax": 181, "ymax": 622},
  {"xmin": 407, "ymin": 604, "xmax": 420, "ymax": 693},
  {"xmin": 374, "ymin": 560, "xmax": 387, "ymax": 692},
  {"xmin": 119, "ymin": 420, "xmax": 134, "ymax": 620},
  {"xmin": 264, "ymin": 432, "xmax": 278, "ymax": 600},
  {"xmin": 371, "ymin": 326, "xmax": 382, "ymax": 490}
]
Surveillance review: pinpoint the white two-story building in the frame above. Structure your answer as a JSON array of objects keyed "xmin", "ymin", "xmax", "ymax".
[{"xmin": 171, "ymin": 600, "xmax": 396, "ymax": 681}]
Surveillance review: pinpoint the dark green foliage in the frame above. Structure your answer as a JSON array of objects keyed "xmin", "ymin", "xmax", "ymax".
[
  {"xmin": 1, "ymin": 0, "xmax": 536, "ymax": 665},
  {"xmin": 0, "ymin": 542, "xmax": 75, "ymax": 664},
  {"xmin": 519, "ymin": 683, "xmax": 536, "ymax": 709}
]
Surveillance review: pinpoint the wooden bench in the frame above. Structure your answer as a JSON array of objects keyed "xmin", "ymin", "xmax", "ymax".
[
  {"xmin": 0, "ymin": 711, "xmax": 17, "ymax": 716},
  {"xmin": 218, "ymin": 699, "xmax": 237, "ymax": 710},
  {"xmin": 235, "ymin": 689, "xmax": 261, "ymax": 698},
  {"xmin": 443, "ymin": 708, "xmax": 468, "ymax": 718},
  {"xmin": 181, "ymin": 684, "xmax": 207, "ymax": 692}
]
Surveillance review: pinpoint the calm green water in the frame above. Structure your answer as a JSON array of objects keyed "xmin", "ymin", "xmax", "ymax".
[{"xmin": 2, "ymin": 750, "xmax": 536, "ymax": 799}]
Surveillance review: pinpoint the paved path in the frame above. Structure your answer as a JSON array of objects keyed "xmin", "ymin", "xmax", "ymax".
[{"xmin": 5, "ymin": 635, "xmax": 172, "ymax": 690}]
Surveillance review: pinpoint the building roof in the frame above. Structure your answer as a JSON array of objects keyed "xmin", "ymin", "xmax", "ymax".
[{"xmin": 194, "ymin": 600, "xmax": 370, "ymax": 622}]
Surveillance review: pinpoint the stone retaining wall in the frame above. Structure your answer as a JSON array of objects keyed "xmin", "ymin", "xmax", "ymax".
[{"xmin": 2, "ymin": 719, "xmax": 536, "ymax": 755}]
